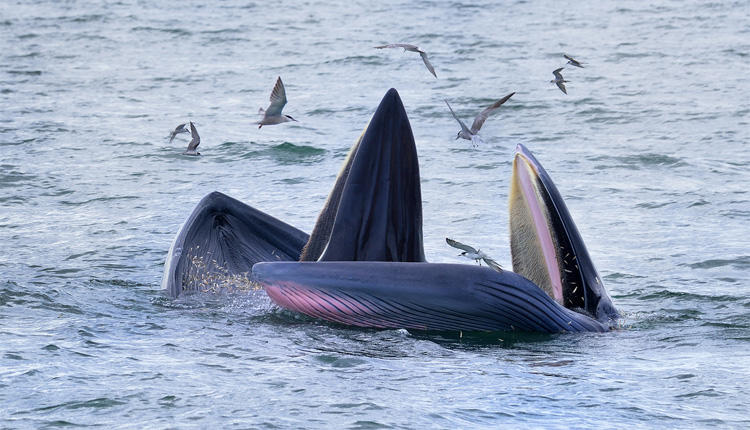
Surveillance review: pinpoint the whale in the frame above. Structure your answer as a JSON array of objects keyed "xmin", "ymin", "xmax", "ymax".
[{"xmin": 162, "ymin": 88, "xmax": 618, "ymax": 332}]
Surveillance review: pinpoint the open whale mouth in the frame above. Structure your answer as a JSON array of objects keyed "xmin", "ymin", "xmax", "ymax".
[
  {"xmin": 165, "ymin": 88, "xmax": 618, "ymax": 331},
  {"xmin": 510, "ymin": 144, "xmax": 617, "ymax": 321}
]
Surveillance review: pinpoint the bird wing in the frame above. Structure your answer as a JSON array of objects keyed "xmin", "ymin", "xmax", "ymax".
[
  {"xmin": 169, "ymin": 123, "xmax": 186, "ymax": 143},
  {"xmin": 564, "ymin": 54, "xmax": 583, "ymax": 67},
  {"xmin": 553, "ymin": 68, "xmax": 564, "ymax": 80},
  {"xmin": 470, "ymin": 92, "xmax": 514, "ymax": 133},
  {"xmin": 556, "ymin": 81, "xmax": 567, "ymax": 94},
  {"xmin": 418, "ymin": 51, "xmax": 437, "ymax": 78},
  {"xmin": 444, "ymin": 100, "xmax": 471, "ymax": 134},
  {"xmin": 375, "ymin": 43, "xmax": 418, "ymax": 51},
  {"xmin": 187, "ymin": 122, "xmax": 200, "ymax": 150},
  {"xmin": 265, "ymin": 76, "xmax": 287, "ymax": 116},
  {"xmin": 446, "ymin": 238, "xmax": 478, "ymax": 254},
  {"xmin": 482, "ymin": 257, "xmax": 503, "ymax": 273}
]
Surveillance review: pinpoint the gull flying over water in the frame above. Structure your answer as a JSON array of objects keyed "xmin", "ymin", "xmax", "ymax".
[
  {"xmin": 551, "ymin": 68, "xmax": 569, "ymax": 94},
  {"xmin": 446, "ymin": 238, "xmax": 503, "ymax": 272},
  {"xmin": 258, "ymin": 77, "xmax": 297, "ymax": 128},
  {"xmin": 444, "ymin": 92, "xmax": 515, "ymax": 147},
  {"xmin": 168, "ymin": 123, "xmax": 189, "ymax": 143},
  {"xmin": 182, "ymin": 121, "xmax": 200, "ymax": 156},
  {"xmin": 374, "ymin": 43, "xmax": 437, "ymax": 78},
  {"xmin": 564, "ymin": 54, "xmax": 584, "ymax": 68}
]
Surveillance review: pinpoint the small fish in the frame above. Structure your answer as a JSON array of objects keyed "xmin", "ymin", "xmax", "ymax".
[
  {"xmin": 182, "ymin": 121, "xmax": 200, "ymax": 156},
  {"xmin": 258, "ymin": 77, "xmax": 297, "ymax": 128},
  {"xmin": 168, "ymin": 123, "xmax": 189, "ymax": 143},
  {"xmin": 444, "ymin": 92, "xmax": 515, "ymax": 147},
  {"xmin": 375, "ymin": 43, "xmax": 437, "ymax": 78},
  {"xmin": 445, "ymin": 238, "xmax": 503, "ymax": 272},
  {"xmin": 564, "ymin": 54, "xmax": 584, "ymax": 68},
  {"xmin": 551, "ymin": 68, "xmax": 569, "ymax": 94}
]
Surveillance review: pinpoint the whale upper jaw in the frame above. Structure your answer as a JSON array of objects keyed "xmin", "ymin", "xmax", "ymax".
[
  {"xmin": 510, "ymin": 144, "xmax": 618, "ymax": 323},
  {"xmin": 301, "ymin": 88, "xmax": 425, "ymax": 263}
]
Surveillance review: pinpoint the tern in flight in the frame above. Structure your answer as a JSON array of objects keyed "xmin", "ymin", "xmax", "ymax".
[
  {"xmin": 182, "ymin": 121, "xmax": 200, "ymax": 156},
  {"xmin": 168, "ymin": 123, "xmax": 189, "ymax": 143},
  {"xmin": 374, "ymin": 43, "xmax": 437, "ymax": 78},
  {"xmin": 446, "ymin": 238, "xmax": 503, "ymax": 272},
  {"xmin": 551, "ymin": 68, "xmax": 569, "ymax": 94},
  {"xmin": 564, "ymin": 54, "xmax": 584, "ymax": 68},
  {"xmin": 258, "ymin": 77, "xmax": 297, "ymax": 128},
  {"xmin": 444, "ymin": 92, "xmax": 515, "ymax": 146}
]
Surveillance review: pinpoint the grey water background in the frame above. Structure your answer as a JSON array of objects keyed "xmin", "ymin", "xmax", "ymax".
[{"xmin": 1, "ymin": 0, "xmax": 749, "ymax": 427}]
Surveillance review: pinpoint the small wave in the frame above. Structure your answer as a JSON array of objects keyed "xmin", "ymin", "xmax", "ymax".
[
  {"xmin": 239, "ymin": 142, "xmax": 327, "ymax": 165},
  {"xmin": 200, "ymin": 27, "xmax": 244, "ymax": 34},
  {"xmin": 324, "ymin": 55, "xmax": 383, "ymax": 66},
  {"xmin": 8, "ymin": 52, "xmax": 41, "ymax": 59},
  {"xmin": 0, "ymin": 170, "xmax": 37, "ymax": 187},
  {"xmin": 131, "ymin": 26, "xmax": 192, "ymax": 36},
  {"xmin": 270, "ymin": 142, "xmax": 326, "ymax": 156},
  {"xmin": 635, "ymin": 201, "xmax": 676, "ymax": 209},
  {"xmin": 32, "ymin": 397, "xmax": 127, "ymax": 413},
  {"xmin": 308, "ymin": 106, "xmax": 368, "ymax": 116},
  {"xmin": 60, "ymin": 195, "xmax": 139, "ymax": 206},
  {"xmin": 63, "ymin": 14, "xmax": 108, "ymax": 23},
  {"xmin": 7, "ymin": 70, "xmax": 42, "ymax": 76},
  {"xmin": 587, "ymin": 153, "xmax": 686, "ymax": 169},
  {"xmin": 674, "ymin": 389, "xmax": 722, "ymax": 399},
  {"xmin": 628, "ymin": 288, "xmax": 740, "ymax": 303},
  {"xmin": 684, "ymin": 256, "xmax": 750, "ymax": 270}
]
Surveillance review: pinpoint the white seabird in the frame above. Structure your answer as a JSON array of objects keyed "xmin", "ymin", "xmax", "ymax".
[
  {"xmin": 444, "ymin": 92, "xmax": 515, "ymax": 147},
  {"xmin": 374, "ymin": 43, "xmax": 437, "ymax": 78},
  {"xmin": 258, "ymin": 77, "xmax": 297, "ymax": 128},
  {"xmin": 446, "ymin": 238, "xmax": 503, "ymax": 272},
  {"xmin": 564, "ymin": 54, "xmax": 584, "ymax": 68},
  {"xmin": 551, "ymin": 68, "xmax": 568, "ymax": 94}
]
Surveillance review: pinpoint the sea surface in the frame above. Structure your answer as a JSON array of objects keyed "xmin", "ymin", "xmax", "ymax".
[{"xmin": 1, "ymin": 0, "xmax": 749, "ymax": 428}]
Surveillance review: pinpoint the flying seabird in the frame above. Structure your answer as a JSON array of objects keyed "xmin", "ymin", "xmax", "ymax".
[
  {"xmin": 564, "ymin": 54, "xmax": 584, "ymax": 68},
  {"xmin": 446, "ymin": 238, "xmax": 503, "ymax": 272},
  {"xmin": 551, "ymin": 68, "xmax": 568, "ymax": 94},
  {"xmin": 444, "ymin": 92, "xmax": 515, "ymax": 146},
  {"xmin": 258, "ymin": 77, "xmax": 297, "ymax": 128},
  {"xmin": 374, "ymin": 43, "xmax": 437, "ymax": 78},
  {"xmin": 182, "ymin": 121, "xmax": 200, "ymax": 156},
  {"xmin": 168, "ymin": 123, "xmax": 189, "ymax": 143}
]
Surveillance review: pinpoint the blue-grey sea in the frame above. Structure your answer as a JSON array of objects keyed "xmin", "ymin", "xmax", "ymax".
[{"xmin": 1, "ymin": 0, "xmax": 749, "ymax": 428}]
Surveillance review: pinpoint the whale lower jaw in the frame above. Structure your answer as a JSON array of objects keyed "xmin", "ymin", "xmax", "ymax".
[
  {"xmin": 510, "ymin": 144, "xmax": 618, "ymax": 323},
  {"xmin": 254, "ymin": 262, "xmax": 610, "ymax": 333}
]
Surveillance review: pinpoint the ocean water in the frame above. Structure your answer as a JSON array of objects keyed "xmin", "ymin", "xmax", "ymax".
[{"xmin": 1, "ymin": 0, "xmax": 749, "ymax": 428}]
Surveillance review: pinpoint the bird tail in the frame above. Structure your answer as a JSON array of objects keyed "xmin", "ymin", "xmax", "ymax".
[
  {"xmin": 484, "ymin": 258, "xmax": 503, "ymax": 273},
  {"xmin": 471, "ymin": 135, "xmax": 484, "ymax": 147}
]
